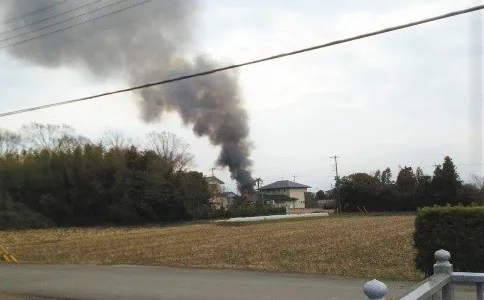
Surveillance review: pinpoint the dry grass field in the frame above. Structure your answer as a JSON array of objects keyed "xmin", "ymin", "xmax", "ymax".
[
  {"xmin": 0, "ymin": 295, "xmax": 53, "ymax": 299},
  {"xmin": 0, "ymin": 215, "xmax": 423, "ymax": 280}
]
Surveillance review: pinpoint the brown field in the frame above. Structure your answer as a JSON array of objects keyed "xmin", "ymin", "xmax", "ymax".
[
  {"xmin": 0, "ymin": 295, "xmax": 53, "ymax": 300},
  {"xmin": 0, "ymin": 215, "xmax": 423, "ymax": 280}
]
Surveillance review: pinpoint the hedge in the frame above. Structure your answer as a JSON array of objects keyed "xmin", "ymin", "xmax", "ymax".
[{"xmin": 414, "ymin": 206, "xmax": 484, "ymax": 275}]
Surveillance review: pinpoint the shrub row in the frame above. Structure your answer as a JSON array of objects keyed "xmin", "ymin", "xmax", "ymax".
[{"xmin": 414, "ymin": 206, "xmax": 484, "ymax": 275}]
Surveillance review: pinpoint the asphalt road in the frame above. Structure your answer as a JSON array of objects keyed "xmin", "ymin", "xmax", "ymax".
[{"xmin": 0, "ymin": 264, "xmax": 475, "ymax": 300}]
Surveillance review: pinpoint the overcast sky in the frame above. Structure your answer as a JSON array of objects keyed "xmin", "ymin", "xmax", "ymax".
[{"xmin": 0, "ymin": 0, "xmax": 483, "ymax": 192}]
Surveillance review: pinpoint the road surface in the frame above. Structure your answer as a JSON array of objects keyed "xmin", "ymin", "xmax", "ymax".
[{"xmin": 0, "ymin": 264, "xmax": 475, "ymax": 300}]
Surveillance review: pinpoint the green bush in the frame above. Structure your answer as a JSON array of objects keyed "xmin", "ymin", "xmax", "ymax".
[
  {"xmin": 0, "ymin": 195, "xmax": 53, "ymax": 229},
  {"xmin": 414, "ymin": 206, "xmax": 484, "ymax": 275}
]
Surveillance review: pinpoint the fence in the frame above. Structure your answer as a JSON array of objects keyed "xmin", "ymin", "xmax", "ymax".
[{"xmin": 363, "ymin": 249, "xmax": 484, "ymax": 300}]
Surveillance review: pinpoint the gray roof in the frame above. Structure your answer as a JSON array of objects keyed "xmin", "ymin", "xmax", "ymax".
[
  {"xmin": 259, "ymin": 180, "xmax": 310, "ymax": 190},
  {"xmin": 223, "ymin": 191, "xmax": 237, "ymax": 197}
]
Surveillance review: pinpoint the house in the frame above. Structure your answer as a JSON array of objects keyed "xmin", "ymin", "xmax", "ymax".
[
  {"xmin": 258, "ymin": 193, "xmax": 298, "ymax": 208},
  {"xmin": 258, "ymin": 180, "xmax": 310, "ymax": 209},
  {"xmin": 205, "ymin": 176, "xmax": 224, "ymax": 195},
  {"xmin": 222, "ymin": 191, "xmax": 238, "ymax": 207},
  {"xmin": 205, "ymin": 176, "xmax": 227, "ymax": 209}
]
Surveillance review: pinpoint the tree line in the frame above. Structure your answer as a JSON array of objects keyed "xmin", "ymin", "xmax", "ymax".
[
  {"xmin": 310, "ymin": 156, "xmax": 483, "ymax": 212},
  {"xmin": 0, "ymin": 123, "xmax": 211, "ymax": 228}
]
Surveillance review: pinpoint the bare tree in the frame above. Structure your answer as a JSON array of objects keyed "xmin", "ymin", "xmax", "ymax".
[
  {"xmin": 101, "ymin": 130, "xmax": 135, "ymax": 150},
  {"xmin": 0, "ymin": 129, "xmax": 21, "ymax": 156},
  {"xmin": 470, "ymin": 174, "xmax": 484, "ymax": 190},
  {"xmin": 146, "ymin": 131, "xmax": 194, "ymax": 171},
  {"xmin": 21, "ymin": 123, "xmax": 82, "ymax": 152}
]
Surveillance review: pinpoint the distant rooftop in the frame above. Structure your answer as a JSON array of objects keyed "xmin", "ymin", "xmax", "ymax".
[
  {"xmin": 259, "ymin": 180, "xmax": 310, "ymax": 190},
  {"xmin": 205, "ymin": 176, "xmax": 224, "ymax": 184},
  {"xmin": 222, "ymin": 191, "xmax": 237, "ymax": 197}
]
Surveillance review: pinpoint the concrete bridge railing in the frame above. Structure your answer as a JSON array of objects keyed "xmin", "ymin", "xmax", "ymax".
[{"xmin": 363, "ymin": 250, "xmax": 484, "ymax": 300}]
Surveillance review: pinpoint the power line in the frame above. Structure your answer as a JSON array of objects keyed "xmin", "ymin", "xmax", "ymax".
[
  {"xmin": 1, "ymin": 4, "xmax": 483, "ymax": 118},
  {"xmin": 0, "ymin": 0, "xmax": 152, "ymax": 50},
  {"xmin": 0, "ymin": 0, "xmax": 104, "ymax": 37},
  {"xmin": 0, "ymin": 0, "xmax": 131, "ymax": 44},
  {"xmin": 1, "ymin": 0, "xmax": 70, "ymax": 25}
]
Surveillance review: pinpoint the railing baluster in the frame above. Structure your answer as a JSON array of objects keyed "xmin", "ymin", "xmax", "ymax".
[
  {"xmin": 433, "ymin": 289, "xmax": 443, "ymax": 300},
  {"xmin": 434, "ymin": 249, "xmax": 454, "ymax": 300},
  {"xmin": 363, "ymin": 279, "xmax": 388, "ymax": 300},
  {"xmin": 477, "ymin": 282, "xmax": 484, "ymax": 300},
  {"xmin": 442, "ymin": 283, "xmax": 453, "ymax": 300}
]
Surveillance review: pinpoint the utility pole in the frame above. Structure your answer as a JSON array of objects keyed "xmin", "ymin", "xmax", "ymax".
[
  {"xmin": 254, "ymin": 178, "xmax": 263, "ymax": 190},
  {"xmin": 254, "ymin": 178, "xmax": 263, "ymax": 203},
  {"xmin": 293, "ymin": 175, "xmax": 296, "ymax": 182},
  {"xmin": 330, "ymin": 155, "xmax": 341, "ymax": 213},
  {"xmin": 210, "ymin": 167, "xmax": 216, "ymax": 176}
]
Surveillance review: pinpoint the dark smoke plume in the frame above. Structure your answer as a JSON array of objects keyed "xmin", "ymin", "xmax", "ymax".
[{"xmin": 1, "ymin": 0, "xmax": 254, "ymax": 191}]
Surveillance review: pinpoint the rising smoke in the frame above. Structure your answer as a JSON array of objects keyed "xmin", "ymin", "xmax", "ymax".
[{"xmin": 1, "ymin": 0, "xmax": 254, "ymax": 191}]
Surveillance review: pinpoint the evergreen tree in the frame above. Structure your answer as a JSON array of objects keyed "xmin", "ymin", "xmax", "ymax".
[
  {"xmin": 396, "ymin": 167, "xmax": 417, "ymax": 193},
  {"xmin": 431, "ymin": 156, "xmax": 461, "ymax": 205}
]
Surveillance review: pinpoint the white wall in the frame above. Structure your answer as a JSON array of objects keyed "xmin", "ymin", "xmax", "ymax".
[{"xmin": 289, "ymin": 188, "xmax": 306, "ymax": 209}]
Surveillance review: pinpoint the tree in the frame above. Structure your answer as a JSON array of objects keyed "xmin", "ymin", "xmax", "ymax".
[
  {"xmin": 0, "ymin": 123, "xmax": 210, "ymax": 228},
  {"xmin": 0, "ymin": 129, "xmax": 20, "ymax": 156},
  {"xmin": 470, "ymin": 175, "xmax": 484, "ymax": 191},
  {"xmin": 21, "ymin": 123, "xmax": 86, "ymax": 152},
  {"xmin": 173, "ymin": 171, "xmax": 210, "ymax": 218},
  {"xmin": 458, "ymin": 184, "xmax": 483, "ymax": 206},
  {"xmin": 145, "ymin": 132, "xmax": 194, "ymax": 171},
  {"xmin": 381, "ymin": 167, "xmax": 392, "ymax": 184},
  {"xmin": 374, "ymin": 170, "xmax": 381, "ymax": 182},
  {"xmin": 396, "ymin": 167, "xmax": 417, "ymax": 193},
  {"xmin": 315, "ymin": 190, "xmax": 325, "ymax": 199},
  {"xmin": 304, "ymin": 192, "xmax": 318, "ymax": 208},
  {"xmin": 415, "ymin": 167, "xmax": 432, "ymax": 207},
  {"xmin": 101, "ymin": 130, "xmax": 134, "ymax": 150},
  {"xmin": 395, "ymin": 166, "xmax": 417, "ymax": 210},
  {"xmin": 339, "ymin": 173, "xmax": 380, "ymax": 212},
  {"xmin": 432, "ymin": 156, "xmax": 462, "ymax": 205}
]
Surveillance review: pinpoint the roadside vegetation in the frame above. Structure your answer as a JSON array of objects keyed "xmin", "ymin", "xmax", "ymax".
[
  {"xmin": 309, "ymin": 156, "xmax": 484, "ymax": 212},
  {"xmin": 0, "ymin": 214, "xmax": 422, "ymax": 281}
]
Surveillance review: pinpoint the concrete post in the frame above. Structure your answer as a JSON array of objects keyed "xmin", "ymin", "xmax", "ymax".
[
  {"xmin": 477, "ymin": 283, "xmax": 484, "ymax": 300},
  {"xmin": 363, "ymin": 279, "xmax": 388, "ymax": 300},
  {"xmin": 434, "ymin": 249, "xmax": 454, "ymax": 300}
]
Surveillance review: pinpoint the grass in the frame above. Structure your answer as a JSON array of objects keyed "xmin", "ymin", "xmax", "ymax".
[{"xmin": 0, "ymin": 215, "xmax": 423, "ymax": 281}]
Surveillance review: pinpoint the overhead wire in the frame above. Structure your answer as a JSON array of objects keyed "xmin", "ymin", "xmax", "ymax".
[
  {"xmin": 1, "ymin": 0, "xmax": 70, "ymax": 25},
  {"xmin": 0, "ymin": 0, "xmax": 104, "ymax": 36},
  {"xmin": 0, "ymin": 0, "xmax": 135, "ymax": 44},
  {"xmin": 0, "ymin": 0, "xmax": 152, "ymax": 49},
  {"xmin": 0, "ymin": 4, "xmax": 483, "ymax": 118}
]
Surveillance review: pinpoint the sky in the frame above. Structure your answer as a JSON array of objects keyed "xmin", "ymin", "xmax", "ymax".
[{"xmin": 0, "ymin": 0, "xmax": 483, "ymax": 192}]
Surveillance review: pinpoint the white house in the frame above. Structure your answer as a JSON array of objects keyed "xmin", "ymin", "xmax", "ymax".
[
  {"xmin": 205, "ymin": 176, "xmax": 227, "ymax": 209},
  {"xmin": 258, "ymin": 180, "xmax": 310, "ymax": 209}
]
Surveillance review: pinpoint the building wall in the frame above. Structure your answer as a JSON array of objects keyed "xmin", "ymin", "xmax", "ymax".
[
  {"xmin": 262, "ymin": 188, "xmax": 290, "ymax": 196},
  {"xmin": 289, "ymin": 188, "xmax": 306, "ymax": 208},
  {"xmin": 260, "ymin": 188, "xmax": 307, "ymax": 209},
  {"xmin": 208, "ymin": 183, "xmax": 223, "ymax": 195}
]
